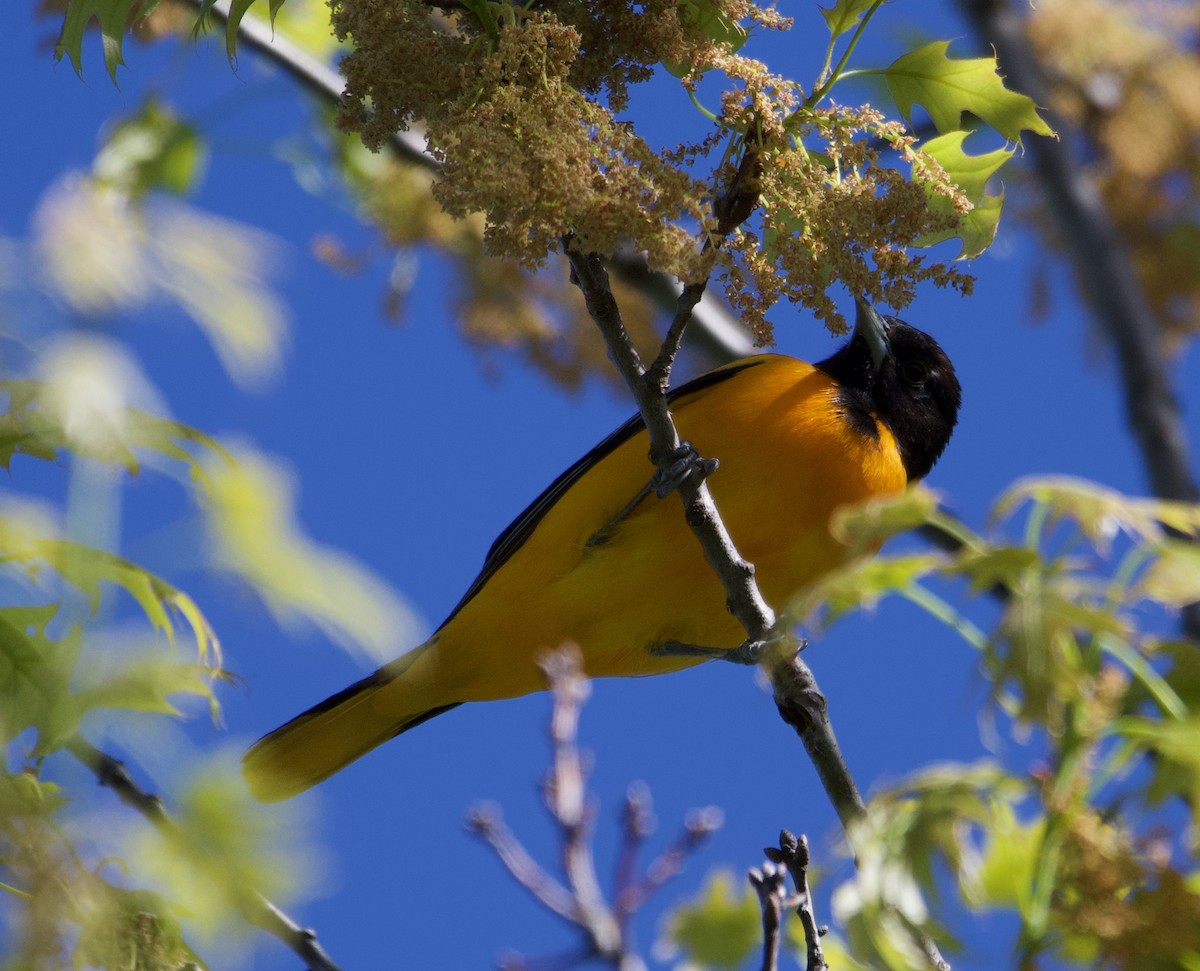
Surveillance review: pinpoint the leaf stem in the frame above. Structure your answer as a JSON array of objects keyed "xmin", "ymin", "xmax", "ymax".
[
  {"xmin": 808, "ymin": 0, "xmax": 887, "ymax": 107},
  {"xmin": 901, "ymin": 582, "xmax": 989, "ymax": 651}
]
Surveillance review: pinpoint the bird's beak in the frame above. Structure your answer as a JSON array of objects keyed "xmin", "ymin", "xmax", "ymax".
[{"xmin": 854, "ymin": 297, "xmax": 891, "ymax": 371}]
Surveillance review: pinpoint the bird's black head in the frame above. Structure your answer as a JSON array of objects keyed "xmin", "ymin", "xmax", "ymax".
[{"xmin": 816, "ymin": 300, "xmax": 961, "ymax": 481}]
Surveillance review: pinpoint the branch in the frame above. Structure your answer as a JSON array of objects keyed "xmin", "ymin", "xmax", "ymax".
[
  {"xmin": 957, "ymin": 0, "xmax": 1200, "ymax": 638},
  {"xmin": 66, "ymin": 735, "xmax": 343, "ymax": 971},
  {"xmin": 563, "ymin": 243, "xmax": 775, "ymax": 637},
  {"xmin": 563, "ymin": 242, "xmax": 868, "ymax": 836}
]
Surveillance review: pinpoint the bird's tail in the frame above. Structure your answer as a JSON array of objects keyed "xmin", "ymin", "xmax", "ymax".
[{"xmin": 242, "ymin": 642, "xmax": 458, "ymax": 802}]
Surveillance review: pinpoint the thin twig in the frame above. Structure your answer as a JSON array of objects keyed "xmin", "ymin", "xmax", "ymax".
[
  {"xmin": 611, "ymin": 784, "xmax": 653, "ymax": 925},
  {"xmin": 615, "ymin": 807, "xmax": 722, "ymax": 917},
  {"xmin": 765, "ymin": 831, "xmax": 827, "ymax": 971},
  {"xmin": 66, "ymin": 735, "xmax": 343, "ymax": 971},
  {"xmin": 540, "ymin": 651, "xmax": 624, "ymax": 960},
  {"xmin": 467, "ymin": 806, "xmax": 578, "ymax": 920},
  {"xmin": 748, "ymin": 863, "xmax": 788, "ymax": 971}
]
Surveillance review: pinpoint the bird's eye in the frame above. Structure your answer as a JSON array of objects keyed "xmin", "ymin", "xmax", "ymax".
[{"xmin": 901, "ymin": 361, "xmax": 927, "ymax": 386}]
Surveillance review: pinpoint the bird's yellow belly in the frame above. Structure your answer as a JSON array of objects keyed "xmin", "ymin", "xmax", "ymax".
[{"xmin": 429, "ymin": 358, "xmax": 907, "ymax": 701}]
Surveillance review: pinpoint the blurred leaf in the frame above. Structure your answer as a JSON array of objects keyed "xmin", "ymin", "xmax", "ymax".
[
  {"xmin": 0, "ymin": 504, "xmax": 221, "ymax": 665},
  {"xmin": 819, "ymin": 0, "xmax": 878, "ymax": 42},
  {"xmin": 835, "ymin": 763, "xmax": 1021, "ymax": 970},
  {"xmin": 32, "ymin": 175, "xmax": 151, "ymax": 315},
  {"xmin": 148, "ymin": 203, "xmax": 288, "ymax": 388},
  {"xmin": 1140, "ymin": 540, "xmax": 1200, "ymax": 607},
  {"xmin": 660, "ymin": 869, "xmax": 760, "ymax": 971},
  {"xmin": 881, "ymin": 41, "xmax": 1053, "ymax": 142},
  {"xmin": 31, "ymin": 177, "xmax": 287, "ymax": 387},
  {"xmin": 254, "ymin": 0, "xmax": 341, "ymax": 60},
  {"xmin": 974, "ymin": 803, "xmax": 1042, "ymax": 912},
  {"xmin": 951, "ymin": 546, "xmax": 1040, "ymax": 594},
  {"xmin": 988, "ymin": 585, "xmax": 1125, "ymax": 723},
  {"xmin": 995, "ymin": 477, "xmax": 1200, "ymax": 551},
  {"xmin": 788, "ymin": 553, "xmax": 943, "ymax": 630},
  {"xmin": 1116, "ymin": 717, "xmax": 1200, "ymax": 821},
  {"xmin": 913, "ymin": 131, "xmax": 1012, "ymax": 258},
  {"xmin": 72, "ymin": 656, "xmax": 220, "ymax": 719},
  {"xmin": 125, "ymin": 756, "xmax": 320, "ymax": 933},
  {"xmin": 93, "ymin": 97, "xmax": 208, "ymax": 198},
  {"xmin": 204, "ymin": 445, "xmax": 421, "ymax": 664},
  {"xmin": 55, "ymin": 0, "xmax": 157, "ymax": 80},
  {"xmin": 1149, "ymin": 641, "xmax": 1200, "ymax": 710},
  {"xmin": 0, "ymin": 771, "xmax": 67, "ymax": 817},
  {"xmin": 829, "ymin": 485, "xmax": 943, "ymax": 553},
  {"xmin": 0, "ymin": 376, "xmax": 231, "ymax": 484},
  {"xmin": 74, "ymin": 886, "xmax": 200, "ymax": 971}
]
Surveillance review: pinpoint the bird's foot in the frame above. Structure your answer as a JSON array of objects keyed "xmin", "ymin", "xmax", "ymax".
[
  {"xmin": 586, "ymin": 443, "xmax": 717, "ymax": 548},
  {"xmin": 650, "ymin": 633, "xmax": 803, "ymax": 666},
  {"xmin": 654, "ymin": 442, "xmax": 718, "ymax": 498}
]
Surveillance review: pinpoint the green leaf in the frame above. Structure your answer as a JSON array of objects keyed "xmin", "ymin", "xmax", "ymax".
[
  {"xmin": 680, "ymin": 0, "xmax": 749, "ymax": 50},
  {"xmin": 917, "ymin": 191, "xmax": 1003, "ymax": 260},
  {"xmin": 913, "ymin": 130, "xmax": 1013, "ymax": 258},
  {"xmin": 93, "ymin": 98, "xmax": 208, "ymax": 198},
  {"xmin": 881, "ymin": 40, "xmax": 1053, "ymax": 143},
  {"xmin": 0, "ymin": 611, "xmax": 84, "ymax": 753},
  {"xmin": 990, "ymin": 586, "xmax": 1127, "ymax": 723},
  {"xmin": 835, "ymin": 765, "xmax": 1022, "ymax": 970},
  {"xmin": 55, "ymin": 0, "xmax": 157, "ymax": 81},
  {"xmin": 919, "ymin": 130, "xmax": 1013, "ymax": 199},
  {"xmin": 665, "ymin": 0, "xmax": 750, "ymax": 77},
  {"xmin": 661, "ymin": 869, "xmax": 761, "ymax": 971},
  {"xmin": 819, "ymin": 0, "xmax": 878, "ymax": 42},
  {"xmin": 195, "ymin": 0, "xmax": 279, "ymax": 60},
  {"xmin": 0, "ymin": 507, "xmax": 221, "ymax": 667},
  {"xmin": 0, "ymin": 771, "xmax": 68, "ymax": 817}
]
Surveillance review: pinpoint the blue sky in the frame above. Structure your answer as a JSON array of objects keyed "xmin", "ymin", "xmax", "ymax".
[{"xmin": 3, "ymin": 3, "xmax": 1199, "ymax": 969}]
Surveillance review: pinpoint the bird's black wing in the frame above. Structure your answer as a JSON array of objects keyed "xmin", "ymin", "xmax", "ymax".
[{"xmin": 436, "ymin": 357, "xmax": 766, "ymax": 630}]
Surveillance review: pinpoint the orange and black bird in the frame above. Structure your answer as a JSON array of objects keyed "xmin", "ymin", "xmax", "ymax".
[{"xmin": 244, "ymin": 299, "xmax": 960, "ymax": 801}]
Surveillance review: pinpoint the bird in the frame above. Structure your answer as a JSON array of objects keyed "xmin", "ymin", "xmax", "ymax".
[{"xmin": 243, "ymin": 299, "xmax": 961, "ymax": 801}]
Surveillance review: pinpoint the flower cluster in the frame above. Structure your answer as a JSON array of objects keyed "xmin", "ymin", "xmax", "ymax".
[{"xmin": 332, "ymin": 0, "xmax": 971, "ymax": 344}]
